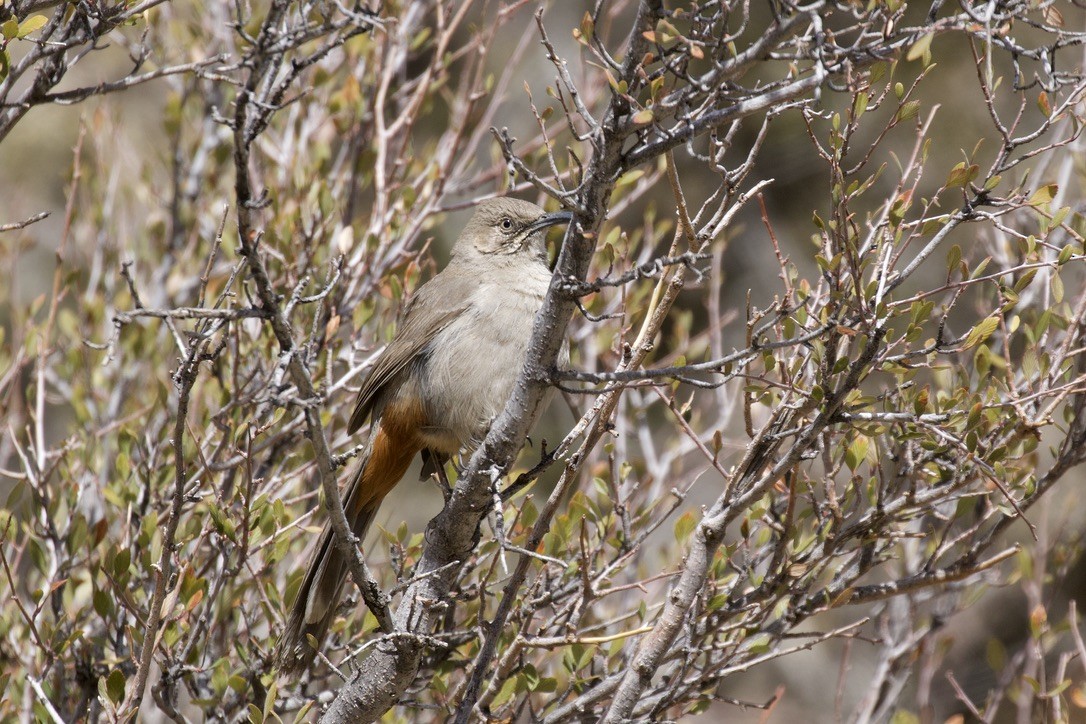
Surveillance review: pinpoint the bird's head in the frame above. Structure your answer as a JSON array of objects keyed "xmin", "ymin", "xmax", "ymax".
[{"xmin": 454, "ymin": 197, "xmax": 572, "ymax": 263}]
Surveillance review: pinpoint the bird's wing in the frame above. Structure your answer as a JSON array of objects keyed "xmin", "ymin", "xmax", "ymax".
[{"xmin": 347, "ymin": 273, "xmax": 471, "ymax": 434}]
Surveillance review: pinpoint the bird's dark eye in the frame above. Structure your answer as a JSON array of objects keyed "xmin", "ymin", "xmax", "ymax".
[{"xmin": 500, "ymin": 217, "xmax": 514, "ymax": 231}]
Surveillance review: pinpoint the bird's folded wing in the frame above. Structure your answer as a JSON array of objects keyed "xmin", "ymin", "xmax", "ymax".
[{"xmin": 347, "ymin": 278, "xmax": 471, "ymax": 434}]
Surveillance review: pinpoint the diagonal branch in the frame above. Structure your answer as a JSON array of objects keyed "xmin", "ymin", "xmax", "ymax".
[
  {"xmin": 232, "ymin": 2, "xmax": 393, "ymax": 637},
  {"xmin": 321, "ymin": 2, "xmax": 669, "ymax": 721}
]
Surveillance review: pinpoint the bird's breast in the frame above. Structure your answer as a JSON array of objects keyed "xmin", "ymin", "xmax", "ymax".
[{"xmin": 417, "ymin": 270, "xmax": 550, "ymax": 450}]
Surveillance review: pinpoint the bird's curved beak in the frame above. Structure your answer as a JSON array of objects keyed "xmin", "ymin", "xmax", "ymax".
[{"xmin": 527, "ymin": 210, "xmax": 574, "ymax": 234}]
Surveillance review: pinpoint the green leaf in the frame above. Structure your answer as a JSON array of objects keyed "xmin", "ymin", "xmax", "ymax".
[
  {"xmin": 845, "ymin": 435, "xmax": 869, "ymax": 471},
  {"xmin": 112, "ymin": 548, "xmax": 131, "ymax": 579},
  {"xmin": 946, "ymin": 244, "xmax": 961, "ymax": 271},
  {"xmin": 852, "ymin": 91, "xmax": 869, "ymax": 118},
  {"xmin": 580, "ymin": 11, "xmax": 594, "ymax": 40},
  {"xmin": 970, "ymin": 256, "xmax": 992, "ymax": 279},
  {"xmin": 93, "ymin": 587, "xmax": 113, "ymax": 618},
  {"xmin": 536, "ymin": 677, "xmax": 558, "ymax": 693},
  {"xmin": 1014, "ymin": 268, "xmax": 1037, "ymax": 293},
  {"xmin": 905, "ymin": 33, "xmax": 934, "ymax": 64},
  {"xmin": 746, "ymin": 633, "xmax": 771, "ymax": 654},
  {"xmin": 1, "ymin": 18, "xmax": 17, "ymax": 40},
  {"xmin": 263, "ymin": 679, "xmax": 277, "ymax": 721},
  {"xmin": 106, "ymin": 669, "xmax": 126, "ymax": 704},
  {"xmin": 674, "ymin": 510, "xmax": 697, "ymax": 542},
  {"xmin": 1028, "ymin": 183, "xmax": 1058, "ymax": 207},
  {"xmin": 963, "ymin": 316, "xmax": 1000, "ymax": 349},
  {"xmin": 17, "ymin": 15, "xmax": 47, "ymax": 38},
  {"xmin": 895, "ymin": 100, "xmax": 921, "ymax": 123},
  {"xmin": 946, "ymin": 163, "xmax": 978, "ymax": 189},
  {"xmin": 1051, "ymin": 206, "xmax": 1070, "ymax": 228}
]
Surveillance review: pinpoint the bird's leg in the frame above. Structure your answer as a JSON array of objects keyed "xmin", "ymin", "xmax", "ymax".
[
  {"xmin": 435, "ymin": 462, "xmax": 452, "ymax": 503},
  {"xmin": 420, "ymin": 449, "xmax": 452, "ymax": 502}
]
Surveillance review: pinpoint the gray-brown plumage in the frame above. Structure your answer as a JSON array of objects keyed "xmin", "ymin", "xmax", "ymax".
[{"xmin": 276, "ymin": 198, "xmax": 571, "ymax": 672}]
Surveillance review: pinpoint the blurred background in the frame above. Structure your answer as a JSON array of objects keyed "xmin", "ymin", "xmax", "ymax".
[{"xmin": 3, "ymin": 1, "xmax": 1086, "ymax": 721}]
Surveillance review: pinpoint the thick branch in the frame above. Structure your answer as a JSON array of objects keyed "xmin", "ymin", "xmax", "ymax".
[
  {"xmin": 232, "ymin": 3, "xmax": 393, "ymax": 636},
  {"xmin": 603, "ymin": 327, "xmax": 886, "ymax": 721},
  {"xmin": 322, "ymin": 2, "xmax": 667, "ymax": 721}
]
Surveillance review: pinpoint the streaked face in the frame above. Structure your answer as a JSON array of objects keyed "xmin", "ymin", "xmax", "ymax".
[{"xmin": 461, "ymin": 199, "xmax": 572, "ymax": 261}]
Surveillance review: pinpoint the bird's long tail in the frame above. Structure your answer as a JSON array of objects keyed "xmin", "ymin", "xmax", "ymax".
[{"xmin": 276, "ymin": 421, "xmax": 419, "ymax": 672}]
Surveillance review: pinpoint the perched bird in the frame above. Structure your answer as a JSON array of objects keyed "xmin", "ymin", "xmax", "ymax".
[{"xmin": 276, "ymin": 197, "xmax": 572, "ymax": 671}]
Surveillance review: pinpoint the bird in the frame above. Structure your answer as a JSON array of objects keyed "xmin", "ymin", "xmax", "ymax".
[{"xmin": 276, "ymin": 197, "xmax": 572, "ymax": 672}]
